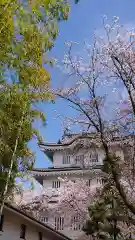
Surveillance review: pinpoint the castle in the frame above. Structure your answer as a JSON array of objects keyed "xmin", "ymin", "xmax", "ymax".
[{"xmin": 31, "ymin": 133, "xmax": 125, "ymax": 239}]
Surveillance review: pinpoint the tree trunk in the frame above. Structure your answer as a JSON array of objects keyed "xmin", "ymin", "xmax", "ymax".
[{"xmin": 0, "ymin": 107, "xmax": 26, "ymax": 220}]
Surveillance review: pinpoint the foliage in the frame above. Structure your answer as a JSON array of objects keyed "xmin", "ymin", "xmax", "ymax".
[
  {"xmin": 0, "ymin": 0, "xmax": 73, "ymax": 101},
  {"xmin": 83, "ymin": 159, "xmax": 134, "ymax": 240},
  {"xmin": 0, "ymin": 0, "xmax": 78, "ymax": 206},
  {"xmin": 0, "ymin": 84, "xmax": 38, "ymax": 198}
]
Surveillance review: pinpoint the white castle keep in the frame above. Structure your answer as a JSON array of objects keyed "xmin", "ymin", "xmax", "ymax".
[{"xmin": 31, "ymin": 133, "xmax": 126, "ymax": 239}]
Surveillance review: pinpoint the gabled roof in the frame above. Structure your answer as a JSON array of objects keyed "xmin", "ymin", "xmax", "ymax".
[
  {"xmin": 39, "ymin": 133, "xmax": 94, "ymax": 148},
  {"xmin": 39, "ymin": 132, "xmax": 123, "ymax": 161},
  {"xmin": 4, "ymin": 202, "xmax": 72, "ymax": 240},
  {"xmin": 39, "ymin": 133, "xmax": 100, "ymax": 161}
]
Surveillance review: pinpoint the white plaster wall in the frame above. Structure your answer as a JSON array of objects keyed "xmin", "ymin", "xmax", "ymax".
[
  {"xmin": 43, "ymin": 172, "xmax": 102, "ymax": 191},
  {"xmin": 53, "ymin": 147, "xmax": 125, "ymax": 169},
  {"xmin": 53, "ymin": 151, "xmax": 63, "ymax": 168},
  {"xmin": 43, "ymin": 178, "xmax": 55, "ymax": 189},
  {"xmin": 43, "ymin": 177, "xmax": 65, "ymax": 191},
  {"xmin": 97, "ymin": 149, "xmax": 105, "ymax": 164},
  {"xmin": 42, "ymin": 168, "xmax": 104, "ymax": 192},
  {"xmin": 53, "ymin": 148, "xmax": 105, "ymax": 168},
  {"xmin": 0, "ymin": 209, "xmax": 51, "ymax": 240},
  {"xmin": 53, "ymin": 151, "xmax": 75, "ymax": 168}
]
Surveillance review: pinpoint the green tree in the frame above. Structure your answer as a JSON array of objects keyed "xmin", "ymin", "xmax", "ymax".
[
  {"xmin": 0, "ymin": 0, "xmax": 78, "ymax": 215},
  {"xmin": 0, "ymin": 0, "xmax": 72, "ymax": 97},
  {"xmin": 83, "ymin": 158, "xmax": 135, "ymax": 240},
  {"xmin": 0, "ymin": 83, "xmax": 45, "ymax": 215}
]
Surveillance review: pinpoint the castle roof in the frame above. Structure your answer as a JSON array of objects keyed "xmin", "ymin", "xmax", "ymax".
[
  {"xmin": 31, "ymin": 165, "xmax": 103, "ymax": 184},
  {"xmin": 39, "ymin": 132, "xmax": 124, "ymax": 161},
  {"xmin": 32, "ymin": 165, "xmax": 102, "ymax": 173}
]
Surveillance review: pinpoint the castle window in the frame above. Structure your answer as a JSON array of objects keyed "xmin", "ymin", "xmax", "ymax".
[
  {"xmin": 48, "ymin": 200, "xmax": 58, "ymax": 204},
  {"xmin": 52, "ymin": 180, "xmax": 60, "ymax": 188},
  {"xmin": 38, "ymin": 232, "xmax": 42, "ymax": 240},
  {"xmin": 63, "ymin": 155, "xmax": 70, "ymax": 164},
  {"xmin": 101, "ymin": 178, "xmax": 106, "ymax": 184},
  {"xmin": 87, "ymin": 179, "xmax": 91, "ymax": 186},
  {"xmin": 0, "ymin": 215, "xmax": 4, "ymax": 231},
  {"xmin": 97, "ymin": 178, "xmax": 106, "ymax": 185},
  {"xmin": 20, "ymin": 224, "xmax": 26, "ymax": 239},
  {"xmin": 71, "ymin": 216, "xmax": 81, "ymax": 231},
  {"xmin": 55, "ymin": 217, "xmax": 64, "ymax": 230},
  {"xmin": 75, "ymin": 155, "xmax": 84, "ymax": 164},
  {"xmin": 89, "ymin": 150, "xmax": 98, "ymax": 162},
  {"xmin": 97, "ymin": 178, "xmax": 101, "ymax": 184},
  {"xmin": 40, "ymin": 216, "xmax": 48, "ymax": 223}
]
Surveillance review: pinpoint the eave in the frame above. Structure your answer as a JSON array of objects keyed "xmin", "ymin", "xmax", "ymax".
[
  {"xmin": 39, "ymin": 134, "xmax": 124, "ymax": 152},
  {"xmin": 31, "ymin": 165, "xmax": 103, "ymax": 179}
]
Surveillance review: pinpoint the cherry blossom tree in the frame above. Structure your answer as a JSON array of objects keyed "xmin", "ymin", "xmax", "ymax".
[
  {"xmin": 56, "ymin": 16, "xmax": 135, "ymax": 221},
  {"xmin": 13, "ymin": 177, "xmax": 98, "ymax": 239},
  {"xmin": 13, "ymin": 177, "xmax": 97, "ymax": 215},
  {"xmin": 56, "ymin": 178, "xmax": 98, "ymax": 224},
  {"xmin": 13, "ymin": 175, "xmax": 135, "ymax": 240}
]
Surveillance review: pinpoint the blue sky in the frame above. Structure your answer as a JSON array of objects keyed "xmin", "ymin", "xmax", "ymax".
[{"xmin": 32, "ymin": 0, "xmax": 135, "ymax": 168}]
